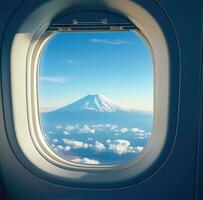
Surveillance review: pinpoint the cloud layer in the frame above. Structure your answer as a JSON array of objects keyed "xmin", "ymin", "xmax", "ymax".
[
  {"xmin": 60, "ymin": 124, "xmax": 149, "ymax": 137},
  {"xmin": 45, "ymin": 123, "xmax": 151, "ymax": 165}
]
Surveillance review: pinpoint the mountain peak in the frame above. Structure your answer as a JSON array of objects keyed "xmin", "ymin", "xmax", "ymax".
[
  {"xmin": 58, "ymin": 94, "xmax": 124, "ymax": 113},
  {"xmin": 86, "ymin": 94, "xmax": 102, "ymax": 98}
]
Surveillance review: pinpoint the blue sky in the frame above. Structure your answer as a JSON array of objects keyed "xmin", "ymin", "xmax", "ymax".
[{"xmin": 39, "ymin": 31, "xmax": 153, "ymax": 112}]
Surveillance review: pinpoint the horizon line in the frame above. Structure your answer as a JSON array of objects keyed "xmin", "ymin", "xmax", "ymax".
[{"xmin": 39, "ymin": 93, "xmax": 153, "ymax": 113}]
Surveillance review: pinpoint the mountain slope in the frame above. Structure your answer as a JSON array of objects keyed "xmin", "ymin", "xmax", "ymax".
[
  {"xmin": 57, "ymin": 94, "xmax": 123, "ymax": 113},
  {"xmin": 41, "ymin": 94, "xmax": 153, "ymax": 129}
]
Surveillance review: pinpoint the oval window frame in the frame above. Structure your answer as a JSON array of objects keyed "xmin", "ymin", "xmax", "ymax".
[
  {"xmin": 33, "ymin": 16, "xmax": 155, "ymax": 170},
  {"xmin": 2, "ymin": 0, "xmax": 180, "ymax": 188}
]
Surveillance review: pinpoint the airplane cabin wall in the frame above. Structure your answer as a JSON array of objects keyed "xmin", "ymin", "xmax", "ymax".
[
  {"xmin": 0, "ymin": 169, "xmax": 3, "ymax": 200},
  {"xmin": 197, "ymin": 13, "xmax": 203, "ymax": 199},
  {"xmin": 0, "ymin": 0, "xmax": 24, "ymax": 199},
  {"xmin": 0, "ymin": 0, "xmax": 202, "ymax": 199}
]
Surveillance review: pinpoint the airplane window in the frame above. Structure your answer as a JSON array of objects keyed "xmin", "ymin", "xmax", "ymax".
[{"xmin": 38, "ymin": 31, "xmax": 153, "ymax": 165}]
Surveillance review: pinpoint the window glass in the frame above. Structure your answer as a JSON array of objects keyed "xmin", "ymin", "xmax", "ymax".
[{"xmin": 39, "ymin": 31, "xmax": 153, "ymax": 165}]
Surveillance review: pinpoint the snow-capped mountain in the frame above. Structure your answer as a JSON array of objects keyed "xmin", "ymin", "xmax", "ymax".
[
  {"xmin": 58, "ymin": 94, "xmax": 124, "ymax": 112},
  {"xmin": 41, "ymin": 94, "xmax": 152, "ymax": 129}
]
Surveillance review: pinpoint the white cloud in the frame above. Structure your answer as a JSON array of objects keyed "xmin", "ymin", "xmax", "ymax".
[
  {"xmin": 83, "ymin": 143, "xmax": 89, "ymax": 148},
  {"xmin": 128, "ymin": 146, "xmax": 137, "ymax": 153},
  {"xmin": 105, "ymin": 124, "xmax": 111, "ymax": 127},
  {"xmin": 135, "ymin": 133, "xmax": 145, "ymax": 137},
  {"xmin": 110, "ymin": 125, "xmax": 118, "ymax": 130},
  {"xmin": 131, "ymin": 128, "xmax": 140, "ymax": 132},
  {"xmin": 131, "ymin": 128, "xmax": 144, "ymax": 133},
  {"xmin": 106, "ymin": 139, "xmax": 111, "ymax": 143},
  {"xmin": 65, "ymin": 125, "xmax": 76, "ymax": 132},
  {"xmin": 55, "ymin": 125, "xmax": 63, "ymax": 130},
  {"xmin": 70, "ymin": 157, "xmax": 100, "ymax": 165},
  {"xmin": 89, "ymin": 129, "xmax": 95, "ymax": 134},
  {"xmin": 88, "ymin": 144, "xmax": 93, "ymax": 148},
  {"xmin": 95, "ymin": 124, "xmax": 104, "ymax": 127},
  {"xmin": 137, "ymin": 146, "xmax": 144, "ymax": 152},
  {"xmin": 79, "ymin": 125, "xmax": 95, "ymax": 134},
  {"xmin": 132, "ymin": 130, "xmax": 146, "ymax": 139},
  {"xmin": 52, "ymin": 138, "xmax": 58, "ymax": 143},
  {"xmin": 64, "ymin": 146, "xmax": 71, "ymax": 151},
  {"xmin": 55, "ymin": 145, "xmax": 64, "ymax": 151},
  {"xmin": 119, "ymin": 128, "xmax": 128, "ymax": 133},
  {"xmin": 91, "ymin": 124, "xmax": 104, "ymax": 131},
  {"xmin": 65, "ymin": 60, "xmax": 85, "ymax": 64},
  {"xmin": 95, "ymin": 141, "xmax": 105, "ymax": 151},
  {"xmin": 90, "ymin": 39, "xmax": 136, "ymax": 45},
  {"xmin": 63, "ymin": 139, "xmax": 89, "ymax": 149},
  {"xmin": 108, "ymin": 139, "xmax": 144, "ymax": 155},
  {"xmin": 63, "ymin": 130, "xmax": 69, "ymax": 135},
  {"xmin": 40, "ymin": 76, "xmax": 69, "ymax": 83},
  {"xmin": 137, "ymin": 136, "xmax": 145, "ymax": 140},
  {"xmin": 108, "ymin": 140, "xmax": 131, "ymax": 155},
  {"xmin": 130, "ymin": 128, "xmax": 146, "ymax": 139}
]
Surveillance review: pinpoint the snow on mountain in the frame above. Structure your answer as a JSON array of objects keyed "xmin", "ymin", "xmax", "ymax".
[{"xmin": 58, "ymin": 94, "xmax": 124, "ymax": 113}]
